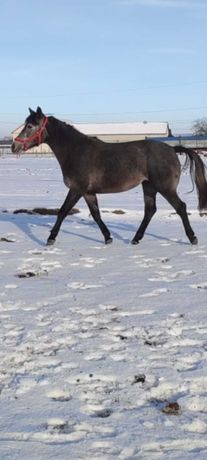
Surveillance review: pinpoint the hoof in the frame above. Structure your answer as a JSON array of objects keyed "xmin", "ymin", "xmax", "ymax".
[
  {"xmin": 131, "ymin": 239, "xmax": 139, "ymax": 245},
  {"xmin": 191, "ymin": 236, "xmax": 198, "ymax": 245},
  {"xmin": 105, "ymin": 237, "xmax": 113, "ymax": 245},
  {"xmin": 47, "ymin": 238, "xmax": 55, "ymax": 246}
]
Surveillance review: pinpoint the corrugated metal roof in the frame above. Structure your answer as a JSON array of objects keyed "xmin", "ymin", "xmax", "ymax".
[{"xmin": 73, "ymin": 121, "xmax": 169, "ymax": 136}]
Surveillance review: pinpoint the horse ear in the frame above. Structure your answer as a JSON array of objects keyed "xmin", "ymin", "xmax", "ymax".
[
  {"xmin": 29, "ymin": 107, "xmax": 35, "ymax": 115},
  {"xmin": 36, "ymin": 106, "xmax": 44, "ymax": 118}
]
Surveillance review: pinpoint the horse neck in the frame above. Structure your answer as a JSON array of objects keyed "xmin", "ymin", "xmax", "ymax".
[{"xmin": 46, "ymin": 117, "xmax": 88, "ymax": 166}]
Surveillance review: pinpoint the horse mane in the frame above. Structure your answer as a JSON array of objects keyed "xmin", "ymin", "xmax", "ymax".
[{"xmin": 49, "ymin": 116, "xmax": 92, "ymax": 143}]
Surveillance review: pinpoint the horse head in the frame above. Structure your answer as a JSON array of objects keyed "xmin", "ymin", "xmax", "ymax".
[{"xmin": 12, "ymin": 107, "xmax": 48, "ymax": 153}]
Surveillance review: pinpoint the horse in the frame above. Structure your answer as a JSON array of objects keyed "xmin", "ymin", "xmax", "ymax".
[{"xmin": 12, "ymin": 106, "xmax": 207, "ymax": 246}]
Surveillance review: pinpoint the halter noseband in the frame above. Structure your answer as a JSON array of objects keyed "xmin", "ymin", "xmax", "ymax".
[{"xmin": 15, "ymin": 116, "xmax": 48, "ymax": 151}]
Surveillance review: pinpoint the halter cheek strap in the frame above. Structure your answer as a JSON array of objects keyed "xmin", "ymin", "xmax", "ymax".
[{"xmin": 15, "ymin": 116, "xmax": 48, "ymax": 151}]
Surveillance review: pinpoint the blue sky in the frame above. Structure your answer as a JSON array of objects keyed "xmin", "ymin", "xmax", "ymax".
[{"xmin": 1, "ymin": 0, "xmax": 207, "ymax": 136}]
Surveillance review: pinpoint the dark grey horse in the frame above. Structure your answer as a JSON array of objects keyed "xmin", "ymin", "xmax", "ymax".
[{"xmin": 12, "ymin": 107, "xmax": 207, "ymax": 246}]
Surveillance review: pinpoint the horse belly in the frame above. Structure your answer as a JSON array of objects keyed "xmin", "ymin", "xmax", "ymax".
[
  {"xmin": 88, "ymin": 172, "xmax": 147, "ymax": 193},
  {"xmin": 112, "ymin": 174, "xmax": 147, "ymax": 192}
]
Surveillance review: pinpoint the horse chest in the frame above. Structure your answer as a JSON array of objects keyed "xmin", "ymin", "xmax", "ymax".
[{"xmin": 64, "ymin": 173, "xmax": 90, "ymax": 192}]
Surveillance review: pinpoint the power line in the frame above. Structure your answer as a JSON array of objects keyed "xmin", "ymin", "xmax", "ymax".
[
  {"xmin": 58, "ymin": 106, "xmax": 207, "ymax": 117},
  {"xmin": 2, "ymin": 79, "xmax": 207, "ymax": 102}
]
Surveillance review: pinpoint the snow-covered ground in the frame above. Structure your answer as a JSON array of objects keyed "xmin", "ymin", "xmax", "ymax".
[{"xmin": 0, "ymin": 153, "xmax": 207, "ymax": 460}]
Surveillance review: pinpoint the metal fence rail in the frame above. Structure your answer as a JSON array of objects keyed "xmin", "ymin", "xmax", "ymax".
[
  {"xmin": 147, "ymin": 135, "xmax": 207, "ymax": 151},
  {"xmin": 1, "ymin": 135, "xmax": 207, "ymax": 155}
]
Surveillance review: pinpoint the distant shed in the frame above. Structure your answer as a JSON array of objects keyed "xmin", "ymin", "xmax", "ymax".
[{"xmin": 12, "ymin": 120, "xmax": 170, "ymax": 153}]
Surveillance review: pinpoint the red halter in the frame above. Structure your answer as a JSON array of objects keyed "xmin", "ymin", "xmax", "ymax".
[{"xmin": 14, "ymin": 116, "xmax": 48, "ymax": 151}]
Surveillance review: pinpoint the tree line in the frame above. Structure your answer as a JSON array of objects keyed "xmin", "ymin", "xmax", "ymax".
[{"xmin": 192, "ymin": 118, "xmax": 207, "ymax": 136}]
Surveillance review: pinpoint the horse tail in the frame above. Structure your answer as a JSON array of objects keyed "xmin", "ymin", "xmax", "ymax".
[{"xmin": 175, "ymin": 145, "xmax": 207, "ymax": 212}]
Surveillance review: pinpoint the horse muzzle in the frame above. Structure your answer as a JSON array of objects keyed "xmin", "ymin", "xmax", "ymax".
[{"xmin": 11, "ymin": 141, "xmax": 24, "ymax": 153}]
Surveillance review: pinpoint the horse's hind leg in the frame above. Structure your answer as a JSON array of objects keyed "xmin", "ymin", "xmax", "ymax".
[
  {"xmin": 163, "ymin": 191, "xmax": 197, "ymax": 245},
  {"xmin": 132, "ymin": 181, "xmax": 157, "ymax": 245},
  {"xmin": 84, "ymin": 193, "xmax": 112, "ymax": 244},
  {"xmin": 47, "ymin": 189, "xmax": 81, "ymax": 245}
]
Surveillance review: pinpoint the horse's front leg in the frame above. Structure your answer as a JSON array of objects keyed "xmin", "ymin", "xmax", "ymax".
[
  {"xmin": 47, "ymin": 189, "xmax": 81, "ymax": 245},
  {"xmin": 84, "ymin": 193, "xmax": 112, "ymax": 244}
]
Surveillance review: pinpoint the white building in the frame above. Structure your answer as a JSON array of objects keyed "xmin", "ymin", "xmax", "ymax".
[{"xmin": 12, "ymin": 120, "xmax": 170, "ymax": 153}]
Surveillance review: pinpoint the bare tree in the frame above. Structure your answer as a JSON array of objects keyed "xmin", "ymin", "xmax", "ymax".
[{"xmin": 192, "ymin": 117, "xmax": 207, "ymax": 136}]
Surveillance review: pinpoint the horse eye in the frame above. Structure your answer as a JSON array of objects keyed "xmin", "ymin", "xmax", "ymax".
[{"xmin": 27, "ymin": 123, "xmax": 33, "ymax": 129}]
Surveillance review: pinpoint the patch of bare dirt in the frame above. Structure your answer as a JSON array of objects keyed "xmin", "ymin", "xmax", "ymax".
[
  {"xmin": 12, "ymin": 207, "xmax": 80, "ymax": 216},
  {"xmin": 0, "ymin": 237, "xmax": 15, "ymax": 243}
]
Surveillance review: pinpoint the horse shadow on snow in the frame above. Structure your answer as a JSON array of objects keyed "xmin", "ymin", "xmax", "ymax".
[{"xmin": 0, "ymin": 211, "xmax": 190, "ymax": 247}]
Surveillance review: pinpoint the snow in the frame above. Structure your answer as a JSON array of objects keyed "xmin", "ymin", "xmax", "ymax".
[{"xmin": 0, "ymin": 153, "xmax": 207, "ymax": 460}]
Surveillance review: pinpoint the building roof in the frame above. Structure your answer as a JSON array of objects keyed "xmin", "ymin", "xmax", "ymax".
[{"xmin": 74, "ymin": 121, "xmax": 169, "ymax": 136}]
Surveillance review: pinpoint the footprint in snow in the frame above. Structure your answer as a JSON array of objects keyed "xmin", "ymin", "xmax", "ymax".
[
  {"xmin": 66, "ymin": 372, "xmax": 117, "ymax": 387},
  {"xmin": 184, "ymin": 248, "xmax": 206, "ymax": 255},
  {"xmin": 136, "ymin": 256, "xmax": 171, "ymax": 269},
  {"xmin": 149, "ymin": 269, "xmax": 195, "ymax": 283},
  {"xmin": 68, "ymin": 282, "xmax": 103, "ymax": 290},
  {"xmin": 140, "ymin": 288, "xmax": 169, "ymax": 298},
  {"xmin": 46, "ymin": 389, "xmax": 72, "ymax": 402},
  {"xmin": 79, "ymin": 257, "xmax": 107, "ymax": 268},
  {"xmin": 82, "ymin": 405, "xmax": 113, "ymax": 418},
  {"xmin": 190, "ymin": 283, "xmax": 207, "ymax": 290},
  {"xmin": 16, "ymin": 258, "xmax": 62, "ymax": 278},
  {"xmin": 5, "ymin": 284, "xmax": 18, "ymax": 289}
]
